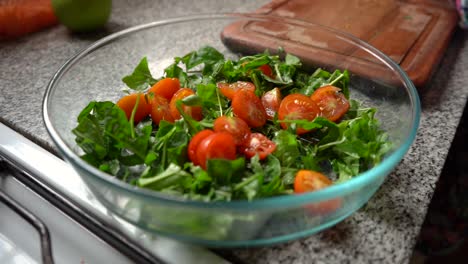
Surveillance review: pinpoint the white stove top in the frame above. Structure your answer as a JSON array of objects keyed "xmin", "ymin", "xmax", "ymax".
[
  {"xmin": 0, "ymin": 233, "xmax": 36, "ymax": 264},
  {"xmin": 0, "ymin": 170, "xmax": 134, "ymax": 264}
]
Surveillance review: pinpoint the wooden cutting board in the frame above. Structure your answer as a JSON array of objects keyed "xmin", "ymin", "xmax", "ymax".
[{"xmin": 222, "ymin": 0, "xmax": 458, "ymax": 88}]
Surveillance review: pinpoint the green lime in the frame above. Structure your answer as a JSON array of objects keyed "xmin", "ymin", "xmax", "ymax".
[{"xmin": 51, "ymin": 0, "xmax": 112, "ymax": 32}]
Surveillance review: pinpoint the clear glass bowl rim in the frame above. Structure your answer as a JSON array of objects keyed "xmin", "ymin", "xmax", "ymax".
[{"xmin": 43, "ymin": 13, "xmax": 421, "ymax": 210}]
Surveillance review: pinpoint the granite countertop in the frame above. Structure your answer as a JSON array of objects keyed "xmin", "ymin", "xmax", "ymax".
[{"xmin": 1, "ymin": 0, "xmax": 468, "ymax": 263}]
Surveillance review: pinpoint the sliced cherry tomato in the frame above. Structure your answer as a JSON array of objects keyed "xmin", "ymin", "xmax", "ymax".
[
  {"xmin": 294, "ymin": 170, "xmax": 332, "ymax": 193},
  {"xmin": 196, "ymin": 132, "xmax": 237, "ymax": 170},
  {"xmin": 239, "ymin": 133, "xmax": 276, "ymax": 160},
  {"xmin": 116, "ymin": 93, "xmax": 151, "ymax": 124},
  {"xmin": 150, "ymin": 94, "xmax": 174, "ymax": 125},
  {"xmin": 188, "ymin": 129, "xmax": 214, "ymax": 165},
  {"xmin": 169, "ymin": 88, "xmax": 203, "ymax": 121},
  {"xmin": 278, "ymin": 93, "xmax": 320, "ymax": 135},
  {"xmin": 258, "ymin": 64, "xmax": 274, "ymax": 78},
  {"xmin": 310, "ymin": 85, "xmax": 350, "ymax": 122},
  {"xmin": 213, "ymin": 116, "xmax": 251, "ymax": 145},
  {"xmin": 232, "ymin": 89, "xmax": 267, "ymax": 128},
  {"xmin": 147, "ymin": 78, "xmax": 180, "ymax": 101},
  {"xmin": 294, "ymin": 170, "xmax": 341, "ymax": 215},
  {"xmin": 217, "ymin": 81, "xmax": 256, "ymax": 100},
  {"xmin": 261, "ymin": 88, "xmax": 282, "ymax": 120}
]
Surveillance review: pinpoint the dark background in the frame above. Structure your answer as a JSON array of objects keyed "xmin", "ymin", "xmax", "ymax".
[{"xmin": 412, "ymin": 99, "xmax": 468, "ymax": 263}]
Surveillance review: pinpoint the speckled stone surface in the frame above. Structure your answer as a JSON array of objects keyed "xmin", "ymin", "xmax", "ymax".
[{"xmin": 1, "ymin": 1, "xmax": 468, "ymax": 263}]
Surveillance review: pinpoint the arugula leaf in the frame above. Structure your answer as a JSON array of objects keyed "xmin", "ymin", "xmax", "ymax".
[
  {"xmin": 175, "ymin": 100, "xmax": 203, "ymax": 135},
  {"xmin": 195, "ymin": 82, "xmax": 227, "ymax": 118},
  {"xmin": 259, "ymin": 155, "xmax": 284, "ymax": 196},
  {"xmin": 238, "ymin": 54, "xmax": 271, "ymax": 71},
  {"xmin": 181, "ymin": 46, "xmax": 225, "ymax": 70},
  {"xmin": 328, "ymin": 69, "xmax": 350, "ymax": 98},
  {"xmin": 98, "ymin": 159, "xmax": 120, "ymax": 175},
  {"xmin": 285, "ymin": 53, "xmax": 301, "ymax": 66},
  {"xmin": 292, "ymin": 68, "xmax": 350, "ymax": 97},
  {"xmin": 73, "ymin": 101, "xmax": 114, "ymax": 161},
  {"xmin": 234, "ymin": 155, "xmax": 285, "ymax": 200},
  {"xmin": 164, "ymin": 62, "xmax": 189, "ymax": 87},
  {"xmin": 207, "ymin": 157, "xmax": 245, "ymax": 186},
  {"xmin": 152, "ymin": 120, "xmax": 190, "ymax": 169},
  {"xmin": 272, "ymin": 130, "xmax": 300, "ymax": 167},
  {"xmin": 188, "ymin": 165, "xmax": 213, "ymax": 197},
  {"xmin": 122, "ymin": 57, "xmax": 157, "ymax": 91},
  {"xmin": 324, "ymin": 108, "xmax": 391, "ymax": 180},
  {"xmin": 137, "ymin": 163, "xmax": 191, "ymax": 190},
  {"xmin": 310, "ymin": 117, "xmax": 340, "ymax": 146}
]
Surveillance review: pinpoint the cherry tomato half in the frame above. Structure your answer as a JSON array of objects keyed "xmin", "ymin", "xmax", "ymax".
[
  {"xmin": 116, "ymin": 93, "xmax": 151, "ymax": 124},
  {"xmin": 310, "ymin": 85, "xmax": 350, "ymax": 122},
  {"xmin": 188, "ymin": 129, "xmax": 214, "ymax": 166},
  {"xmin": 294, "ymin": 170, "xmax": 341, "ymax": 215},
  {"xmin": 196, "ymin": 132, "xmax": 237, "ymax": 170},
  {"xmin": 261, "ymin": 88, "xmax": 282, "ymax": 120},
  {"xmin": 169, "ymin": 88, "xmax": 203, "ymax": 121},
  {"xmin": 278, "ymin": 93, "xmax": 320, "ymax": 135},
  {"xmin": 217, "ymin": 81, "xmax": 256, "ymax": 100},
  {"xmin": 258, "ymin": 64, "xmax": 274, "ymax": 78},
  {"xmin": 150, "ymin": 94, "xmax": 174, "ymax": 125},
  {"xmin": 232, "ymin": 89, "xmax": 267, "ymax": 128},
  {"xmin": 294, "ymin": 170, "xmax": 332, "ymax": 193},
  {"xmin": 147, "ymin": 78, "xmax": 180, "ymax": 101},
  {"xmin": 239, "ymin": 133, "xmax": 276, "ymax": 160},
  {"xmin": 213, "ymin": 116, "xmax": 251, "ymax": 145}
]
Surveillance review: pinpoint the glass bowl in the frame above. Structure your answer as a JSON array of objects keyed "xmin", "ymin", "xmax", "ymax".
[{"xmin": 43, "ymin": 13, "xmax": 420, "ymax": 247}]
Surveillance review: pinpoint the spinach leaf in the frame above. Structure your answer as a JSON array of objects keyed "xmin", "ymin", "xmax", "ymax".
[
  {"xmin": 122, "ymin": 57, "xmax": 157, "ymax": 91},
  {"xmin": 73, "ymin": 101, "xmax": 153, "ymax": 182},
  {"xmin": 73, "ymin": 101, "xmax": 151, "ymax": 162}
]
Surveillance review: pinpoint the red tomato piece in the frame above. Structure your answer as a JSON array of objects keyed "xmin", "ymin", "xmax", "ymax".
[
  {"xmin": 169, "ymin": 88, "xmax": 203, "ymax": 121},
  {"xmin": 277, "ymin": 93, "xmax": 320, "ymax": 135},
  {"xmin": 294, "ymin": 170, "xmax": 341, "ymax": 215},
  {"xmin": 195, "ymin": 132, "xmax": 237, "ymax": 170},
  {"xmin": 239, "ymin": 133, "xmax": 276, "ymax": 160},
  {"xmin": 116, "ymin": 93, "xmax": 151, "ymax": 124},
  {"xmin": 188, "ymin": 129, "xmax": 214, "ymax": 166},
  {"xmin": 232, "ymin": 89, "xmax": 267, "ymax": 128},
  {"xmin": 150, "ymin": 94, "xmax": 174, "ymax": 125},
  {"xmin": 310, "ymin": 85, "xmax": 350, "ymax": 122},
  {"xmin": 216, "ymin": 81, "xmax": 256, "ymax": 100},
  {"xmin": 261, "ymin": 88, "xmax": 282, "ymax": 120},
  {"xmin": 294, "ymin": 170, "xmax": 332, "ymax": 193},
  {"xmin": 258, "ymin": 64, "xmax": 274, "ymax": 78},
  {"xmin": 213, "ymin": 116, "xmax": 251, "ymax": 145},
  {"xmin": 147, "ymin": 78, "xmax": 180, "ymax": 101}
]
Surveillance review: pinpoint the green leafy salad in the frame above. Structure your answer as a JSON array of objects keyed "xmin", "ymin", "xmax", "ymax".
[{"xmin": 72, "ymin": 46, "xmax": 391, "ymax": 202}]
